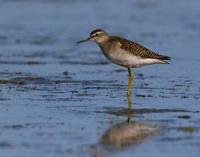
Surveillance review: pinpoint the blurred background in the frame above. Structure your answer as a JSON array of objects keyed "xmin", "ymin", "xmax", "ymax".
[{"xmin": 0, "ymin": 0, "xmax": 200, "ymax": 157}]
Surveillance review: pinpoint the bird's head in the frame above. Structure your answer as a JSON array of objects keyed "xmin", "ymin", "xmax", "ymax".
[{"xmin": 77, "ymin": 29, "xmax": 109, "ymax": 44}]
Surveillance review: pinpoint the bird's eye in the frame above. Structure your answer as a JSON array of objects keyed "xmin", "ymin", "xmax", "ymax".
[{"xmin": 95, "ymin": 34, "xmax": 98, "ymax": 36}]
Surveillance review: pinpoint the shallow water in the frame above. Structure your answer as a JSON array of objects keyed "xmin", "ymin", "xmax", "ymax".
[{"xmin": 0, "ymin": 0, "xmax": 200, "ymax": 157}]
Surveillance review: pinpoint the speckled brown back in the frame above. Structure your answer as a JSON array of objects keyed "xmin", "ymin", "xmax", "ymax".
[{"xmin": 110, "ymin": 36, "xmax": 170, "ymax": 60}]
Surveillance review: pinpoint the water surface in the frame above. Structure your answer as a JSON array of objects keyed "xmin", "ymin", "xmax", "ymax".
[{"xmin": 0, "ymin": 0, "xmax": 200, "ymax": 157}]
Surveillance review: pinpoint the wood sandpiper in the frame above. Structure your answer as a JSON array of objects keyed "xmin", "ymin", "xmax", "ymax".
[{"xmin": 77, "ymin": 29, "xmax": 170, "ymax": 96}]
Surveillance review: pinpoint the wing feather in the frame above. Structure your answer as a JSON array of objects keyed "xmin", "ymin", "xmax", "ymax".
[{"xmin": 110, "ymin": 36, "xmax": 170, "ymax": 60}]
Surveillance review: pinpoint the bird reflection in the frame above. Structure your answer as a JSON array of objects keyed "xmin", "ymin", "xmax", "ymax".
[
  {"xmin": 127, "ymin": 95, "xmax": 132, "ymax": 123},
  {"xmin": 92, "ymin": 96, "xmax": 157, "ymax": 157}
]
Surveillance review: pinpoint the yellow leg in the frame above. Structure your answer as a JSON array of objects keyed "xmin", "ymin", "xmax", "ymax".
[
  {"xmin": 127, "ymin": 67, "xmax": 134, "ymax": 96},
  {"xmin": 128, "ymin": 94, "xmax": 132, "ymax": 109}
]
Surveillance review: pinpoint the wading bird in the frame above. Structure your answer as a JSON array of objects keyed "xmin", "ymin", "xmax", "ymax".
[{"xmin": 77, "ymin": 29, "xmax": 170, "ymax": 96}]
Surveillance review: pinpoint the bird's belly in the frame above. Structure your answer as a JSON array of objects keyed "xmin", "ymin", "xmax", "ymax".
[
  {"xmin": 102, "ymin": 49, "xmax": 142, "ymax": 68},
  {"xmin": 100, "ymin": 47, "xmax": 164, "ymax": 68},
  {"xmin": 111, "ymin": 54, "xmax": 140, "ymax": 67}
]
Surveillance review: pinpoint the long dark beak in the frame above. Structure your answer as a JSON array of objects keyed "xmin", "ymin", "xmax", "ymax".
[{"xmin": 77, "ymin": 37, "xmax": 91, "ymax": 44}]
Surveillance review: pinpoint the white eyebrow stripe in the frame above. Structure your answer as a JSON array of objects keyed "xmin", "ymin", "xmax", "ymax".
[
  {"xmin": 90, "ymin": 31, "xmax": 104, "ymax": 37},
  {"xmin": 90, "ymin": 34, "xmax": 96, "ymax": 38}
]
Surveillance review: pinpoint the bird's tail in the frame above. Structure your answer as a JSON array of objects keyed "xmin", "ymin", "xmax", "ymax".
[{"xmin": 159, "ymin": 60, "xmax": 170, "ymax": 64}]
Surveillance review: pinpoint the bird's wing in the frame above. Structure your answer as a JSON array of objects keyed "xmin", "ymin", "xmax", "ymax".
[{"xmin": 110, "ymin": 36, "xmax": 170, "ymax": 60}]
